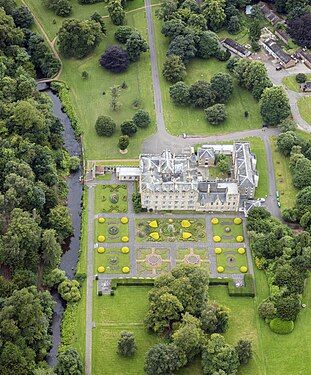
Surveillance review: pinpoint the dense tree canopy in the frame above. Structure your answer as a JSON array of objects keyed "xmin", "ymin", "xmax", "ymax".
[
  {"xmin": 288, "ymin": 14, "xmax": 311, "ymax": 48},
  {"xmin": 162, "ymin": 54, "xmax": 186, "ymax": 83},
  {"xmin": 260, "ymin": 87, "xmax": 291, "ymax": 125},
  {"xmin": 100, "ymin": 45, "xmax": 130, "ymax": 73}
]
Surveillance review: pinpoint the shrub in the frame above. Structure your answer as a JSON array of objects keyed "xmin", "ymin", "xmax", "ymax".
[
  {"xmin": 295, "ymin": 73, "xmax": 307, "ymax": 83},
  {"xmin": 217, "ymin": 266, "xmax": 224, "ymax": 273},
  {"xmin": 258, "ymin": 300, "xmax": 276, "ymax": 320},
  {"xmin": 98, "ymin": 217, "xmax": 105, "ymax": 223},
  {"xmin": 121, "ymin": 120, "xmax": 137, "ymax": 136},
  {"xmin": 182, "ymin": 232, "xmax": 192, "ymax": 240},
  {"xmin": 58, "ymin": 279, "xmax": 81, "ymax": 302},
  {"xmin": 169, "ymin": 81, "xmax": 190, "ymax": 106},
  {"xmin": 181, "ymin": 220, "xmax": 191, "ymax": 228},
  {"xmin": 117, "ymin": 331, "xmax": 136, "ymax": 356},
  {"xmin": 98, "ymin": 235, "xmax": 105, "ymax": 242},
  {"xmin": 98, "ymin": 266, "xmax": 105, "ymax": 273},
  {"xmin": 149, "ymin": 220, "xmax": 158, "ymax": 228},
  {"xmin": 95, "ymin": 115, "xmax": 116, "ymax": 137},
  {"xmin": 133, "ymin": 109, "xmax": 151, "ymax": 128},
  {"xmin": 150, "ymin": 232, "xmax": 160, "ymax": 240},
  {"xmin": 234, "ymin": 217, "xmax": 242, "ymax": 224},
  {"xmin": 236, "ymin": 235, "xmax": 244, "ymax": 242},
  {"xmin": 121, "ymin": 217, "xmax": 128, "ymax": 224},
  {"xmin": 97, "ymin": 247, "xmax": 105, "ymax": 254},
  {"xmin": 205, "ymin": 104, "xmax": 227, "ymax": 125},
  {"xmin": 211, "ymin": 218, "xmax": 219, "ymax": 224},
  {"xmin": 118, "ymin": 135, "xmax": 129, "ymax": 151},
  {"xmin": 240, "ymin": 266, "xmax": 248, "ymax": 273},
  {"xmin": 269, "ymin": 318, "xmax": 294, "ymax": 334},
  {"xmin": 122, "ymin": 236, "xmax": 129, "ymax": 242},
  {"xmin": 237, "ymin": 248, "xmax": 245, "ymax": 254},
  {"xmin": 215, "ymin": 247, "xmax": 222, "ymax": 254},
  {"xmin": 122, "ymin": 266, "xmax": 130, "ymax": 273},
  {"xmin": 121, "ymin": 246, "xmax": 130, "ymax": 254},
  {"xmin": 213, "ymin": 235, "xmax": 221, "ymax": 242},
  {"xmin": 115, "ymin": 26, "xmax": 134, "ymax": 43}
]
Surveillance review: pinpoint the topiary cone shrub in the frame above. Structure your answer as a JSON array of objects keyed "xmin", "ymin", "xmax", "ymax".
[
  {"xmin": 217, "ymin": 266, "xmax": 224, "ymax": 273},
  {"xmin": 122, "ymin": 266, "xmax": 130, "ymax": 273},
  {"xmin": 215, "ymin": 247, "xmax": 222, "ymax": 254},
  {"xmin": 234, "ymin": 217, "xmax": 242, "ymax": 224},
  {"xmin": 98, "ymin": 235, "xmax": 105, "ymax": 242},
  {"xmin": 211, "ymin": 218, "xmax": 219, "ymax": 225},
  {"xmin": 213, "ymin": 235, "xmax": 221, "ymax": 242},
  {"xmin": 98, "ymin": 266, "xmax": 105, "ymax": 273},
  {"xmin": 97, "ymin": 247, "xmax": 105, "ymax": 253},
  {"xmin": 121, "ymin": 236, "xmax": 129, "ymax": 242},
  {"xmin": 120, "ymin": 217, "xmax": 128, "ymax": 224},
  {"xmin": 236, "ymin": 235, "xmax": 244, "ymax": 242},
  {"xmin": 237, "ymin": 247, "xmax": 245, "ymax": 254},
  {"xmin": 240, "ymin": 266, "xmax": 248, "ymax": 273},
  {"xmin": 121, "ymin": 246, "xmax": 129, "ymax": 254},
  {"xmin": 98, "ymin": 217, "xmax": 105, "ymax": 223}
]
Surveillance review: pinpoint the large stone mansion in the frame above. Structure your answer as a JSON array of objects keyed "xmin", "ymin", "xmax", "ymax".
[{"xmin": 116, "ymin": 142, "xmax": 259, "ymax": 213}]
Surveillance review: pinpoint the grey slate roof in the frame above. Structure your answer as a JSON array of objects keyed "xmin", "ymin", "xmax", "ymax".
[
  {"xmin": 263, "ymin": 38, "xmax": 293, "ymax": 64},
  {"xmin": 234, "ymin": 142, "xmax": 257, "ymax": 189}
]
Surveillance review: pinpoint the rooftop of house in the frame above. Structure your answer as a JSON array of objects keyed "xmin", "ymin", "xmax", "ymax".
[
  {"xmin": 299, "ymin": 49, "xmax": 311, "ymax": 63},
  {"xmin": 258, "ymin": 1, "xmax": 282, "ymax": 24},
  {"xmin": 263, "ymin": 38, "xmax": 293, "ymax": 64},
  {"xmin": 275, "ymin": 29, "xmax": 290, "ymax": 42},
  {"xmin": 234, "ymin": 142, "xmax": 257, "ymax": 188},
  {"xmin": 222, "ymin": 38, "xmax": 251, "ymax": 56}
]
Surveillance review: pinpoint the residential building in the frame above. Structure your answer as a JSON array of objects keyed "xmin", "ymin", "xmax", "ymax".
[
  {"xmin": 261, "ymin": 38, "xmax": 296, "ymax": 68},
  {"xmin": 258, "ymin": 2, "xmax": 282, "ymax": 25},
  {"xmin": 116, "ymin": 167, "xmax": 140, "ymax": 181},
  {"xmin": 221, "ymin": 38, "xmax": 251, "ymax": 58},
  {"xmin": 275, "ymin": 29, "xmax": 291, "ymax": 45},
  {"xmin": 298, "ymin": 50, "xmax": 311, "ymax": 69}
]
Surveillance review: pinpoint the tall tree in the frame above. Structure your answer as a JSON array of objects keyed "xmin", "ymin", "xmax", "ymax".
[{"xmin": 260, "ymin": 87, "xmax": 291, "ymax": 125}]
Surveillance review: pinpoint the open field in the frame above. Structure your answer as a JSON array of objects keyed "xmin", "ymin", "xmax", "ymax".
[
  {"xmin": 92, "ymin": 286, "xmax": 161, "ymax": 375},
  {"xmin": 152, "ymin": 8, "xmax": 263, "ymax": 137},
  {"xmin": 297, "ymin": 96, "xmax": 311, "ymax": 125},
  {"xmin": 282, "ymin": 74, "xmax": 311, "ymax": 92},
  {"xmin": 270, "ymin": 137, "xmax": 297, "ymax": 208}
]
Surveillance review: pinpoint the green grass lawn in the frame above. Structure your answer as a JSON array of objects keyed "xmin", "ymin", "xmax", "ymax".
[
  {"xmin": 94, "ymin": 184, "xmax": 128, "ymax": 214},
  {"xmin": 92, "ymin": 286, "xmax": 161, "ymax": 375},
  {"xmin": 152, "ymin": 8, "xmax": 262, "ymax": 137},
  {"xmin": 270, "ymin": 137, "xmax": 297, "ymax": 209},
  {"xmin": 94, "ymin": 248, "xmax": 130, "ymax": 274},
  {"xmin": 95, "ymin": 218, "xmax": 129, "ymax": 243},
  {"xmin": 297, "ymin": 96, "xmax": 311, "ymax": 125},
  {"xmin": 212, "ymin": 220, "xmax": 244, "ymax": 243},
  {"xmin": 282, "ymin": 74, "xmax": 311, "ymax": 92},
  {"xmin": 216, "ymin": 248, "xmax": 248, "ymax": 274},
  {"xmin": 245, "ymin": 137, "xmax": 269, "ymax": 198}
]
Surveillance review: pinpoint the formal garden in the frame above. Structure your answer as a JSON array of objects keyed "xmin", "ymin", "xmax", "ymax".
[
  {"xmin": 94, "ymin": 247, "xmax": 131, "ymax": 275},
  {"xmin": 95, "ymin": 216, "xmax": 129, "ymax": 243},
  {"xmin": 135, "ymin": 218, "xmax": 206, "ymax": 242},
  {"xmin": 211, "ymin": 217, "xmax": 244, "ymax": 243},
  {"xmin": 94, "ymin": 184, "xmax": 128, "ymax": 214},
  {"xmin": 136, "ymin": 248, "xmax": 171, "ymax": 277},
  {"xmin": 176, "ymin": 248, "xmax": 209, "ymax": 268},
  {"xmin": 215, "ymin": 247, "xmax": 248, "ymax": 274}
]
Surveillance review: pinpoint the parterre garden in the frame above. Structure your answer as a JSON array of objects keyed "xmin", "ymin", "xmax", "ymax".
[
  {"xmin": 136, "ymin": 248, "xmax": 171, "ymax": 277},
  {"xmin": 94, "ymin": 184, "xmax": 128, "ymax": 214},
  {"xmin": 211, "ymin": 217, "xmax": 244, "ymax": 243},
  {"xmin": 95, "ymin": 216, "xmax": 129, "ymax": 243},
  {"xmin": 176, "ymin": 248, "xmax": 209, "ymax": 268},
  {"xmin": 135, "ymin": 218, "xmax": 206, "ymax": 242},
  {"xmin": 215, "ymin": 247, "xmax": 248, "ymax": 274},
  {"xmin": 94, "ymin": 247, "xmax": 131, "ymax": 275}
]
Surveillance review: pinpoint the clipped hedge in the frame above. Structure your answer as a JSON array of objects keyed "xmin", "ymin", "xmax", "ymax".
[
  {"xmin": 209, "ymin": 274, "xmax": 255, "ymax": 297},
  {"xmin": 50, "ymin": 81, "xmax": 81, "ymax": 135},
  {"xmin": 110, "ymin": 277, "xmax": 155, "ymax": 290},
  {"xmin": 269, "ymin": 318, "xmax": 294, "ymax": 334}
]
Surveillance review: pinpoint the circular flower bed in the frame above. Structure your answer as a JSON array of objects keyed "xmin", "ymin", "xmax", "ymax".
[
  {"xmin": 98, "ymin": 235, "xmax": 105, "ymax": 242},
  {"xmin": 108, "ymin": 226, "xmax": 119, "ymax": 235},
  {"xmin": 121, "ymin": 246, "xmax": 129, "ymax": 254},
  {"xmin": 213, "ymin": 235, "xmax": 221, "ymax": 242},
  {"xmin": 234, "ymin": 217, "xmax": 242, "ymax": 225},
  {"xmin": 98, "ymin": 266, "xmax": 105, "ymax": 273},
  {"xmin": 120, "ymin": 217, "xmax": 128, "ymax": 224},
  {"xmin": 98, "ymin": 217, "xmax": 105, "ymax": 223},
  {"xmin": 97, "ymin": 247, "xmax": 105, "ymax": 254},
  {"xmin": 211, "ymin": 218, "xmax": 219, "ymax": 225},
  {"xmin": 215, "ymin": 247, "xmax": 222, "ymax": 254},
  {"xmin": 237, "ymin": 247, "xmax": 245, "ymax": 254},
  {"xmin": 217, "ymin": 266, "xmax": 224, "ymax": 273},
  {"xmin": 122, "ymin": 266, "xmax": 130, "ymax": 273},
  {"xmin": 121, "ymin": 236, "xmax": 129, "ymax": 242},
  {"xmin": 236, "ymin": 235, "xmax": 244, "ymax": 242},
  {"xmin": 240, "ymin": 266, "xmax": 248, "ymax": 273}
]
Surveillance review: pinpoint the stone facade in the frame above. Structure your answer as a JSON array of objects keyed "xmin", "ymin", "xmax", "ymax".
[{"xmin": 138, "ymin": 142, "xmax": 258, "ymax": 212}]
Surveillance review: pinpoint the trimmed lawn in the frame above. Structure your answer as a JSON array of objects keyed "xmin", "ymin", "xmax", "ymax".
[
  {"xmin": 245, "ymin": 137, "xmax": 269, "ymax": 198},
  {"xmin": 95, "ymin": 218, "xmax": 129, "ymax": 243},
  {"xmin": 135, "ymin": 218, "xmax": 206, "ymax": 242},
  {"xmin": 59, "ymin": 11, "xmax": 155, "ymax": 160},
  {"xmin": 92, "ymin": 286, "xmax": 161, "ymax": 375},
  {"xmin": 270, "ymin": 137, "xmax": 297, "ymax": 209},
  {"xmin": 212, "ymin": 219, "xmax": 244, "ymax": 243},
  {"xmin": 94, "ymin": 248, "xmax": 130, "ymax": 274},
  {"xmin": 94, "ymin": 184, "xmax": 128, "ymax": 214},
  {"xmin": 216, "ymin": 248, "xmax": 248, "ymax": 274},
  {"xmin": 282, "ymin": 74, "xmax": 311, "ymax": 92},
  {"xmin": 152, "ymin": 8, "xmax": 262, "ymax": 137},
  {"xmin": 298, "ymin": 96, "xmax": 311, "ymax": 125}
]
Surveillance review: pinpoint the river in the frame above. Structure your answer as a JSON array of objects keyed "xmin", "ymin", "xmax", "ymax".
[{"xmin": 38, "ymin": 83, "xmax": 83, "ymax": 366}]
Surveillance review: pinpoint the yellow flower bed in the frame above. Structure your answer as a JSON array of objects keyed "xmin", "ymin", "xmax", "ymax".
[
  {"xmin": 236, "ymin": 235, "xmax": 244, "ymax": 243},
  {"xmin": 234, "ymin": 217, "xmax": 242, "ymax": 225},
  {"xmin": 213, "ymin": 235, "xmax": 221, "ymax": 242},
  {"xmin": 150, "ymin": 232, "xmax": 160, "ymax": 240},
  {"xmin": 181, "ymin": 220, "xmax": 191, "ymax": 228},
  {"xmin": 98, "ymin": 235, "xmax": 105, "ymax": 242},
  {"xmin": 121, "ymin": 236, "xmax": 129, "ymax": 242},
  {"xmin": 98, "ymin": 217, "xmax": 105, "ymax": 223},
  {"xmin": 182, "ymin": 232, "xmax": 192, "ymax": 240},
  {"xmin": 217, "ymin": 266, "xmax": 224, "ymax": 273},
  {"xmin": 211, "ymin": 218, "xmax": 219, "ymax": 225},
  {"xmin": 120, "ymin": 217, "xmax": 128, "ymax": 224},
  {"xmin": 122, "ymin": 266, "xmax": 130, "ymax": 273},
  {"xmin": 215, "ymin": 247, "xmax": 222, "ymax": 254},
  {"xmin": 98, "ymin": 266, "xmax": 105, "ymax": 273},
  {"xmin": 121, "ymin": 246, "xmax": 129, "ymax": 254},
  {"xmin": 97, "ymin": 247, "xmax": 105, "ymax": 254},
  {"xmin": 149, "ymin": 220, "xmax": 158, "ymax": 228},
  {"xmin": 240, "ymin": 266, "xmax": 248, "ymax": 273},
  {"xmin": 237, "ymin": 247, "xmax": 245, "ymax": 254}
]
